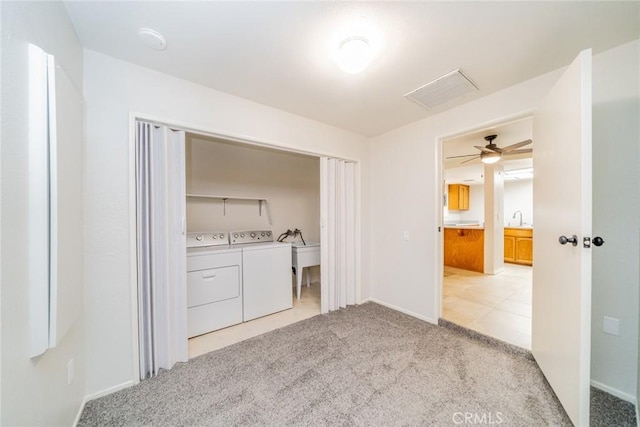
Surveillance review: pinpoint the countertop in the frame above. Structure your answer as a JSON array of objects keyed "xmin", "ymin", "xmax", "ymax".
[{"xmin": 444, "ymin": 224, "xmax": 484, "ymax": 230}]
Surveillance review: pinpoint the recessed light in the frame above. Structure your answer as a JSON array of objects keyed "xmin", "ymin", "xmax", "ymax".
[{"xmin": 138, "ymin": 28, "xmax": 167, "ymax": 51}]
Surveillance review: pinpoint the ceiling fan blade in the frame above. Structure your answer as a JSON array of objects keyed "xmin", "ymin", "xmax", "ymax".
[
  {"xmin": 501, "ymin": 139, "xmax": 532, "ymax": 152},
  {"xmin": 446, "ymin": 153, "xmax": 479, "ymax": 159},
  {"xmin": 461, "ymin": 155, "xmax": 480, "ymax": 164},
  {"xmin": 474, "ymin": 145, "xmax": 498, "ymax": 153},
  {"xmin": 503, "ymin": 148, "xmax": 533, "ymax": 156}
]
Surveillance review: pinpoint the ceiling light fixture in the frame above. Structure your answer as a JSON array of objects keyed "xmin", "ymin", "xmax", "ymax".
[
  {"xmin": 335, "ymin": 36, "xmax": 373, "ymax": 74},
  {"xmin": 481, "ymin": 151, "xmax": 501, "ymax": 164},
  {"xmin": 138, "ymin": 28, "xmax": 167, "ymax": 51}
]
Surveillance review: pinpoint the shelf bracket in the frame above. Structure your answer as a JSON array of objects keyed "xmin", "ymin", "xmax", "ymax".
[{"xmin": 263, "ymin": 200, "xmax": 272, "ymax": 225}]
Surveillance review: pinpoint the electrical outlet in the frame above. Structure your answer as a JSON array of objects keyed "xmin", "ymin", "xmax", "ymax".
[
  {"xmin": 603, "ymin": 316, "xmax": 619, "ymax": 336},
  {"xmin": 67, "ymin": 358, "xmax": 74, "ymax": 385}
]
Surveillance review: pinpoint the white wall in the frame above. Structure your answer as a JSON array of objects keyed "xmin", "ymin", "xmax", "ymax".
[
  {"xmin": 1, "ymin": 2, "xmax": 86, "ymax": 424},
  {"xmin": 590, "ymin": 40, "xmax": 639, "ymax": 400},
  {"xmin": 369, "ymin": 65, "xmax": 561, "ymax": 322},
  {"xmin": 83, "ymin": 50, "xmax": 369, "ymax": 397},
  {"xmin": 504, "ymin": 179, "xmax": 533, "ymax": 226},
  {"xmin": 461, "ymin": 185, "xmax": 484, "ymax": 224},
  {"xmin": 369, "ymin": 41, "xmax": 639, "ymax": 397},
  {"xmin": 186, "ymin": 135, "xmax": 320, "ymax": 242}
]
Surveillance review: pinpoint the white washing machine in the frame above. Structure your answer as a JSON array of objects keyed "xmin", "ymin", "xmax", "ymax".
[
  {"xmin": 230, "ymin": 230, "xmax": 292, "ymax": 321},
  {"xmin": 186, "ymin": 232, "xmax": 242, "ymax": 338}
]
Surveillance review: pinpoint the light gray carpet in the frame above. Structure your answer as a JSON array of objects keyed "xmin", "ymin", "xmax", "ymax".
[{"xmin": 80, "ymin": 303, "xmax": 583, "ymax": 426}]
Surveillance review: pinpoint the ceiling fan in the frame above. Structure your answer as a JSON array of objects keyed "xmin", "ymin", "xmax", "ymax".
[{"xmin": 447, "ymin": 135, "xmax": 533, "ymax": 165}]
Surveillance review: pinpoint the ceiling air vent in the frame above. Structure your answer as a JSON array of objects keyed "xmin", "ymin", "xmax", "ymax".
[{"xmin": 404, "ymin": 69, "xmax": 478, "ymax": 110}]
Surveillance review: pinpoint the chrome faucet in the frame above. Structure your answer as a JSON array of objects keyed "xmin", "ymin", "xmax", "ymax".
[{"xmin": 512, "ymin": 210, "xmax": 523, "ymax": 227}]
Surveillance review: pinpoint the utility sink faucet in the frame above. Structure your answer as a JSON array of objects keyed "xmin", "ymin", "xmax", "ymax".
[{"xmin": 512, "ymin": 210, "xmax": 523, "ymax": 226}]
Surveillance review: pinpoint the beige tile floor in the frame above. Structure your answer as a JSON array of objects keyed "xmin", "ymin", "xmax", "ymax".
[
  {"xmin": 188, "ymin": 278, "xmax": 321, "ymax": 359},
  {"xmin": 442, "ymin": 264, "xmax": 532, "ymax": 349}
]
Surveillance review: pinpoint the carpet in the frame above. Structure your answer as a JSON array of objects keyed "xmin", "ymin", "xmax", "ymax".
[{"xmin": 79, "ymin": 302, "xmax": 575, "ymax": 426}]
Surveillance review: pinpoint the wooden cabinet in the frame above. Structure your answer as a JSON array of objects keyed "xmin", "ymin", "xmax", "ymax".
[
  {"xmin": 448, "ymin": 184, "xmax": 470, "ymax": 210},
  {"xmin": 444, "ymin": 227, "xmax": 484, "ymax": 273},
  {"xmin": 504, "ymin": 227, "xmax": 533, "ymax": 266}
]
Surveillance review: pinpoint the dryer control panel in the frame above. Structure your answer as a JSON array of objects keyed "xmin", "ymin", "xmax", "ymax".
[{"xmin": 230, "ymin": 230, "xmax": 273, "ymax": 245}]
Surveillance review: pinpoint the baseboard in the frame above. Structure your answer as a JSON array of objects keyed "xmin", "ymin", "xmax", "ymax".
[
  {"xmin": 72, "ymin": 396, "xmax": 88, "ymax": 427},
  {"xmin": 364, "ymin": 298, "xmax": 437, "ymax": 325},
  {"xmin": 84, "ymin": 380, "xmax": 135, "ymax": 402},
  {"xmin": 590, "ymin": 379, "xmax": 636, "ymax": 404}
]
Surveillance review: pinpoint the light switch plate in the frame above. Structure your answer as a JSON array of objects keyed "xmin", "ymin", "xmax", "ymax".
[{"xmin": 603, "ymin": 316, "xmax": 619, "ymax": 336}]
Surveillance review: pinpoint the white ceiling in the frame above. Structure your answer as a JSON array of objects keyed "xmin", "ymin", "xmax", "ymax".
[{"xmin": 64, "ymin": 1, "xmax": 639, "ymax": 137}]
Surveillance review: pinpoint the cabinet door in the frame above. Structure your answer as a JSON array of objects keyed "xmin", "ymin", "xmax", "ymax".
[
  {"xmin": 516, "ymin": 237, "xmax": 533, "ymax": 265},
  {"xmin": 448, "ymin": 184, "xmax": 460, "ymax": 210},
  {"xmin": 504, "ymin": 236, "xmax": 516, "ymax": 262},
  {"xmin": 460, "ymin": 185, "xmax": 469, "ymax": 210}
]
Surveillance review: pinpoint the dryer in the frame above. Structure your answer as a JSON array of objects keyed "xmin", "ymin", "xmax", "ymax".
[{"xmin": 230, "ymin": 230, "xmax": 292, "ymax": 321}]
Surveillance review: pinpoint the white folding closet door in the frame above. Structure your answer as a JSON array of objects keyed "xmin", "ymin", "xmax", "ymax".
[
  {"xmin": 136, "ymin": 121, "xmax": 187, "ymax": 379},
  {"xmin": 320, "ymin": 158, "xmax": 356, "ymax": 314}
]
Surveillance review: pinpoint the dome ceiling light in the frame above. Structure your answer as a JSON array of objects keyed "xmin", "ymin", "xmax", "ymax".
[{"xmin": 334, "ymin": 36, "xmax": 373, "ymax": 74}]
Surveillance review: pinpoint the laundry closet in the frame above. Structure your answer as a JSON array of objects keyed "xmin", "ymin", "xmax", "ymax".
[{"xmin": 184, "ymin": 134, "xmax": 321, "ymax": 338}]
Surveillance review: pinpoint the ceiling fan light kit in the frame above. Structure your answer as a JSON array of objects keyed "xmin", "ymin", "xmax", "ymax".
[{"xmin": 481, "ymin": 152, "xmax": 501, "ymax": 164}]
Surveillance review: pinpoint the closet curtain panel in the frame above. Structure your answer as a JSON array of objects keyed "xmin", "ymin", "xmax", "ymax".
[
  {"xmin": 136, "ymin": 121, "xmax": 188, "ymax": 379},
  {"xmin": 320, "ymin": 158, "xmax": 356, "ymax": 313}
]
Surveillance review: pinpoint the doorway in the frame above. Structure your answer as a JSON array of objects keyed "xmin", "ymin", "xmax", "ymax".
[
  {"xmin": 184, "ymin": 133, "xmax": 322, "ymax": 358},
  {"xmin": 133, "ymin": 119, "xmax": 359, "ymax": 378},
  {"xmin": 440, "ymin": 117, "xmax": 534, "ymax": 349}
]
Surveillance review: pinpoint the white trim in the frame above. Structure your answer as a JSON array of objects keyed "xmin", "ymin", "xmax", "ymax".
[
  {"xmin": 84, "ymin": 380, "xmax": 135, "ymax": 402},
  {"xmin": 128, "ymin": 113, "xmax": 141, "ymax": 385},
  {"xmin": 131, "ymin": 112, "xmax": 360, "ymax": 163},
  {"xmin": 364, "ymin": 298, "xmax": 437, "ymax": 325},
  {"xmin": 590, "ymin": 379, "xmax": 636, "ymax": 404},
  {"xmin": 72, "ymin": 396, "xmax": 88, "ymax": 427}
]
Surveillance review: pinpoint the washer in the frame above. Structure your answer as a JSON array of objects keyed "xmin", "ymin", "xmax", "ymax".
[
  {"xmin": 230, "ymin": 230, "xmax": 292, "ymax": 321},
  {"xmin": 186, "ymin": 232, "xmax": 242, "ymax": 338}
]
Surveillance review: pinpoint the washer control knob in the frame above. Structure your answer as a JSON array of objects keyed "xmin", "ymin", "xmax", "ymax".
[
  {"xmin": 261, "ymin": 232, "xmax": 265, "ymax": 237},
  {"xmin": 195, "ymin": 235, "xmax": 203, "ymax": 241},
  {"xmin": 219, "ymin": 234, "xmax": 225, "ymax": 239},
  {"xmin": 250, "ymin": 232, "xmax": 256, "ymax": 238},
  {"xmin": 240, "ymin": 233, "xmax": 245, "ymax": 238},
  {"xmin": 267, "ymin": 231, "xmax": 271, "ymax": 236},
  {"xmin": 212, "ymin": 235, "xmax": 217, "ymax": 239},
  {"xmin": 233, "ymin": 234, "xmax": 238, "ymax": 238}
]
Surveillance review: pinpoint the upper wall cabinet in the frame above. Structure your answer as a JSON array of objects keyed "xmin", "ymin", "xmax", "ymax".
[{"xmin": 448, "ymin": 184, "xmax": 470, "ymax": 210}]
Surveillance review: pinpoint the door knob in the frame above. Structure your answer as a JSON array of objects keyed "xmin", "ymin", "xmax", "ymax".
[
  {"xmin": 593, "ymin": 236, "xmax": 605, "ymax": 247},
  {"xmin": 559, "ymin": 235, "xmax": 578, "ymax": 246}
]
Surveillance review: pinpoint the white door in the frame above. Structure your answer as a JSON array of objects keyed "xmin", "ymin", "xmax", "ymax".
[{"xmin": 532, "ymin": 49, "xmax": 592, "ymax": 426}]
